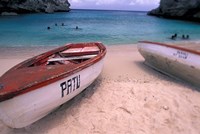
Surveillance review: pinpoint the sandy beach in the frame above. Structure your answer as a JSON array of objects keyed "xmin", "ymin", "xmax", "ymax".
[{"xmin": 0, "ymin": 42, "xmax": 200, "ymax": 134}]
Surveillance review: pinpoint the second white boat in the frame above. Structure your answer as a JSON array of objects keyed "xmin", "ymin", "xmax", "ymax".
[{"xmin": 138, "ymin": 41, "xmax": 200, "ymax": 88}]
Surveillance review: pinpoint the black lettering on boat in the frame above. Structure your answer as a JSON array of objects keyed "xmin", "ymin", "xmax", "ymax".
[
  {"xmin": 60, "ymin": 75, "xmax": 81, "ymax": 98},
  {"xmin": 67, "ymin": 79, "xmax": 72, "ymax": 95},
  {"xmin": 60, "ymin": 82, "xmax": 67, "ymax": 98},
  {"xmin": 173, "ymin": 50, "xmax": 188, "ymax": 59},
  {"xmin": 77, "ymin": 75, "xmax": 80, "ymax": 89},
  {"xmin": 72, "ymin": 77, "xmax": 76, "ymax": 91}
]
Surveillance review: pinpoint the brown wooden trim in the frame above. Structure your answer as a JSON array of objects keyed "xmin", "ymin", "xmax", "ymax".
[{"xmin": 139, "ymin": 41, "xmax": 200, "ymax": 56}]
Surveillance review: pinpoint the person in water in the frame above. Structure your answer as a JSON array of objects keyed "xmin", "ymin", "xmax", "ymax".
[
  {"xmin": 171, "ymin": 33, "xmax": 177, "ymax": 40},
  {"xmin": 182, "ymin": 34, "xmax": 185, "ymax": 39},
  {"xmin": 182, "ymin": 34, "xmax": 190, "ymax": 39},
  {"xmin": 76, "ymin": 26, "xmax": 79, "ymax": 29},
  {"xmin": 47, "ymin": 26, "xmax": 51, "ymax": 30}
]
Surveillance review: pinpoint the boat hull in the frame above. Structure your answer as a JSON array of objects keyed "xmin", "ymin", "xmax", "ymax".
[
  {"xmin": 0, "ymin": 58, "xmax": 104, "ymax": 128},
  {"xmin": 138, "ymin": 42, "xmax": 200, "ymax": 88}
]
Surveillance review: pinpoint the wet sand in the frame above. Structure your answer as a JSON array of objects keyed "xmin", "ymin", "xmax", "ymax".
[{"xmin": 0, "ymin": 42, "xmax": 200, "ymax": 134}]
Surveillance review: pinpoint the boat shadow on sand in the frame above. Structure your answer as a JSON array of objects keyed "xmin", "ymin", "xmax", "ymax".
[
  {"xmin": 2, "ymin": 76, "xmax": 103, "ymax": 133},
  {"xmin": 134, "ymin": 61, "xmax": 200, "ymax": 92}
]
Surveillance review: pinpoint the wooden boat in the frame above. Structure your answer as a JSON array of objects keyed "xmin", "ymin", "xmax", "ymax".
[
  {"xmin": 138, "ymin": 41, "xmax": 200, "ymax": 88},
  {"xmin": 0, "ymin": 42, "xmax": 106, "ymax": 128}
]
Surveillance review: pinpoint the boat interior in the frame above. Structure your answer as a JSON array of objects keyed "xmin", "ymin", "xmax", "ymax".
[{"xmin": 30, "ymin": 45, "xmax": 100, "ymax": 67}]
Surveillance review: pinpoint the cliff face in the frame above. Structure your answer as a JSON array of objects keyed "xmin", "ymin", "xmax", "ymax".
[
  {"xmin": 0, "ymin": 0, "xmax": 70, "ymax": 14},
  {"xmin": 148, "ymin": 0, "xmax": 200, "ymax": 21}
]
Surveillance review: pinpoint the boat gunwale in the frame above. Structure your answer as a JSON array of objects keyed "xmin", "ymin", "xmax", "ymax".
[{"xmin": 139, "ymin": 41, "xmax": 200, "ymax": 56}]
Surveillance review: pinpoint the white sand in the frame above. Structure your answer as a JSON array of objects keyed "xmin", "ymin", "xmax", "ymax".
[{"xmin": 0, "ymin": 43, "xmax": 200, "ymax": 134}]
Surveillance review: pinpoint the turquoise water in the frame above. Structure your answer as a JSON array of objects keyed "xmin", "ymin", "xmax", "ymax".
[{"xmin": 0, "ymin": 9, "xmax": 200, "ymax": 47}]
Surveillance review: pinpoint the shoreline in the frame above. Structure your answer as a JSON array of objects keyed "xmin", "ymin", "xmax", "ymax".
[
  {"xmin": 1, "ymin": 40, "xmax": 200, "ymax": 59},
  {"xmin": 1, "ymin": 42, "xmax": 200, "ymax": 134}
]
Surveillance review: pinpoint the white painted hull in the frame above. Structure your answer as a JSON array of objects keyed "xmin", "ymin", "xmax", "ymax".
[
  {"xmin": 138, "ymin": 42, "xmax": 200, "ymax": 87},
  {"xmin": 0, "ymin": 58, "xmax": 104, "ymax": 128}
]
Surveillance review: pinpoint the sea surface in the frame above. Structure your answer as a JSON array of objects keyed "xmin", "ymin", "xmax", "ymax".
[{"xmin": 0, "ymin": 9, "xmax": 200, "ymax": 47}]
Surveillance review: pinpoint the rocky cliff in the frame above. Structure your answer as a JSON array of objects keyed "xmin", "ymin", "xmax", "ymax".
[
  {"xmin": 148, "ymin": 0, "xmax": 200, "ymax": 21},
  {"xmin": 0, "ymin": 0, "xmax": 70, "ymax": 14}
]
